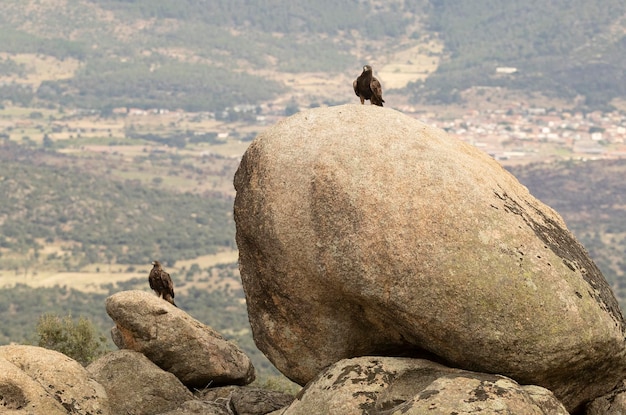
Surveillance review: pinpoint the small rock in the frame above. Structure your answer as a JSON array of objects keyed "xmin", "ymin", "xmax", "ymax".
[
  {"xmin": 158, "ymin": 400, "xmax": 232, "ymax": 415},
  {"xmin": 197, "ymin": 385, "xmax": 295, "ymax": 415},
  {"xmin": 87, "ymin": 349, "xmax": 193, "ymax": 415},
  {"xmin": 106, "ymin": 290, "xmax": 255, "ymax": 388}
]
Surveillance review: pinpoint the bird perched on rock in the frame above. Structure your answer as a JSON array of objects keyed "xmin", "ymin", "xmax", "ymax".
[
  {"xmin": 353, "ymin": 65, "xmax": 384, "ymax": 107},
  {"xmin": 149, "ymin": 260, "xmax": 176, "ymax": 306}
]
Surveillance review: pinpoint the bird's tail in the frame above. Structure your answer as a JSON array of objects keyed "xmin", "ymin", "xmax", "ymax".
[
  {"xmin": 164, "ymin": 294, "xmax": 177, "ymax": 307},
  {"xmin": 372, "ymin": 97, "xmax": 384, "ymax": 107}
]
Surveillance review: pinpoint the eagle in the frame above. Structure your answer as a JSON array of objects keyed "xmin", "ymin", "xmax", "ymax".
[
  {"xmin": 149, "ymin": 260, "xmax": 177, "ymax": 307},
  {"xmin": 353, "ymin": 65, "xmax": 384, "ymax": 107}
]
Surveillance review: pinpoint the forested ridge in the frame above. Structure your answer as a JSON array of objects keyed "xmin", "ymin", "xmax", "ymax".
[
  {"xmin": 88, "ymin": 0, "xmax": 425, "ymax": 36},
  {"xmin": 415, "ymin": 0, "xmax": 626, "ymax": 107},
  {"xmin": 0, "ymin": 143, "xmax": 235, "ymax": 270},
  {"xmin": 0, "ymin": 0, "xmax": 625, "ymax": 110}
]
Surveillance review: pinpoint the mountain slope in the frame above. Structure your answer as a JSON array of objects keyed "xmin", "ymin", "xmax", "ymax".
[
  {"xmin": 0, "ymin": 0, "xmax": 411, "ymax": 111},
  {"xmin": 1, "ymin": 1, "xmax": 625, "ymax": 112},
  {"xmin": 414, "ymin": 0, "xmax": 626, "ymax": 107}
]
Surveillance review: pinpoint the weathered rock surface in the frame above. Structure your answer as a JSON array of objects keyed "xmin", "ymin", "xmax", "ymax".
[
  {"xmin": 585, "ymin": 379, "xmax": 626, "ymax": 414},
  {"xmin": 158, "ymin": 400, "xmax": 231, "ymax": 415},
  {"xmin": 274, "ymin": 357, "xmax": 568, "ymax": 415},
  {"xmin": 0, "ymin": 356, "xmax": 70, "ymax": 414},
  {"xmin": 197, "ymin": 385, "xmax": 295, "ymax": 415},
  {"xmin": 0, "ymin": 345, "xmax": 111, "ymax": 414},
  {"xmin": 106, "ymin": 290, "xmax": 255, "ymax": 388},
  {"xmin": 87, "ymin": 349, "xmax": 193, "ymax": 415},
  {"xmin": 234, "ymin": 104, "xmax": 626, "ymax": 412}
]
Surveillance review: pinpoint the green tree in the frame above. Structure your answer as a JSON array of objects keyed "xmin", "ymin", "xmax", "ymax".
[
  {"xmin": 42, "ymin": 134, "xmax": 53, "ymax": 149},
  {"xmin": 36, "ymin": 313, "xmax": 109, "ymax": 366}
]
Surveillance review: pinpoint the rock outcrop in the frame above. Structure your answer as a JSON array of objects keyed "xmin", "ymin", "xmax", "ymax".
[
  {"xmin": 106, "ymin": 290, "xmax": 255, "ymax": 388},
  {"xmin": 0, "ymin": 345, "xmax": 111, "ymax": 414},
  {"xmin": 234, "ymin": 104, "xmax": 626, "ymax": 412},
  {"xmin": 273, "ymin": 357, "xmax": 568, "ymax": 415},
  {"xmin": 0, "ymin": 294, "xmax": 292, "ymax": 415},
  {"xmin": 87, "ymin": 349, "xmax": 194, "ymax": 415}
]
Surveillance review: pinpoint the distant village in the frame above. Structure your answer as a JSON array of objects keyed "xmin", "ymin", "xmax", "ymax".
[
  {"xmin": 5, "ymin": 98, "xmax": 626, "ymax": 168},
  {"xmin": 404, "ymin": 104, "xmax": 626, "ymax": 165},
  {"xmin": 120, "ymin": 101, "xmax": 626, "ymax": 166}
]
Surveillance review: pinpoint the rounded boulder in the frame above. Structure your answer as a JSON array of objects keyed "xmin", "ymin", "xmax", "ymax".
[{"xmin": 233, "ymin": 104, "xmax": 626, "ymax": 412}]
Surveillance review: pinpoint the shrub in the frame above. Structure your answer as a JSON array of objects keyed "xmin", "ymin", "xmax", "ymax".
[{"xmin": 36, "ymin": 313, "xmax": 109, "ymax": 365}]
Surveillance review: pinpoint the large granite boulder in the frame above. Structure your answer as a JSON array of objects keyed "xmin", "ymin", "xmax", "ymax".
[
  {"xmin": 276, "ymin": 357, "xmax": 568, "ymax": 415},
  {"xmin": 87, "ymin": 349, "xmax": 193, "ymax": 415},
  {"xmin": 234, "ymin": 104, "xmax": 626, "ymax": 412},
  {"xmin": 0, "ymin": 345, "xmax": 111, "ymax": 414},
  {"xmin": 106, "ymin": 290, "xmax": 255, "ymax": 388}
]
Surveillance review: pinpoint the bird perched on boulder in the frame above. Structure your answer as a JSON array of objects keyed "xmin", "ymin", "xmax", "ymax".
[
  {"xmin": 149, "ymin": 260, "xmax": 176, "ymax": 306},
  {"xmin": 353, "ymin": 65, "xmax": 384, "ymax": 106}
]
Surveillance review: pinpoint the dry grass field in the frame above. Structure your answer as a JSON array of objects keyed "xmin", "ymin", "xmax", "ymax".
[
  {"xmin": 378, "ymin": 38, "xmax": 443, "ymax": 89},
  {"xmin": 0, "ymin": 249, "xmax": 241, "ymax": 294},
  {"xmin": 0, "ymin": 52, "xmax": 81, "ymax": 87}
]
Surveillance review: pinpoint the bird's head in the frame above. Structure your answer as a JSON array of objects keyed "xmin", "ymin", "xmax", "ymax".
[
  {"xmin": 152, "ymin": 260, "xmax": 161, "ymax": 267},
  {"xmin": 363, "ymin": 65, "xmax": 373, "ymax": 72}
]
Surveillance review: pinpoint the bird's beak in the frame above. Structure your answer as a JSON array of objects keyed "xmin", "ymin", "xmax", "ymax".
[{"xmin": 151, "ymin": 261, "xmax": 155, "ymax": 265}]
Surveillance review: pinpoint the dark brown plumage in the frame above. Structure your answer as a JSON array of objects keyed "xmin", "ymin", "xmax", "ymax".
[
  {"xmin": 149, "ymin": 260, "xmax": 176, "ymax": 307},
  {"xmin": 353, "ymin": 65, "xmax": 384, "ymax": 106}
]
